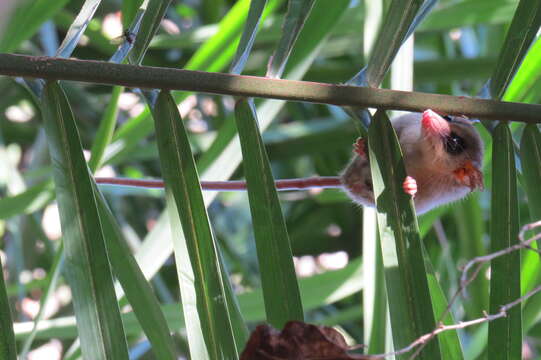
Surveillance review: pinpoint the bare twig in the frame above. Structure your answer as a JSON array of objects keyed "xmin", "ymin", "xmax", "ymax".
[
  {"xmin": 361, "ymin": 220, "xmax": 541, "ymax": 359},
  {"xmin": 1, "ymin": 54, "xmax": 541, "ymax": 123},
  {"xmin": 460, "ymin": 220, "xmax": 541, "ymax": 289}
]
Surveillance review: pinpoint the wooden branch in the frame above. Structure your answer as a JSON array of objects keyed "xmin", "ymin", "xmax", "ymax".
[{"xmin": 1, "ymin": 53, "xmax": 541, "ymax": 123}]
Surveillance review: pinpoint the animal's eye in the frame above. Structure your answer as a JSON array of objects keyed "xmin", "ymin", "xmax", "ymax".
[
  {"xmin": 443, "ymin": 115, "xmax": 452, "ymax": 122},
  {"xmin": 444, "ymin": 132, "xmax": 466, "ymax": 155}
]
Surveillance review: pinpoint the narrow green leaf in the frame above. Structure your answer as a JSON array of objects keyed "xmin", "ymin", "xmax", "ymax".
[
  {"xmin": 152, "ymin": 90, "xmax": 242, "ymax": 359},
  {"xmin": 351, "ymin": 0, "xmax": 424, "ymax": 87},
  {"xmin": 421, "ymin": 245, "xmax": 464, "ymax": 360},
  {"xmin": 420, "ymin": 0, "xmax": 518, "ymax": 32},
  {"xmin": 266, "ymin": 0, "xmax": 316, "ymax": 78},
  {"xmin": 234, "ymin": 98, "xmax": 303, "ymax": 328},
  {"xmin": 520, "ymin": 124, "xmax": 541, "ymax": 222},
  {"xmin": 519, "ymin": 124, "xmax": 541, "ymax": 296},
  {"xmin": 346, "ymin": 0, "xmax": 424, "ymax": 131},
  {"xmin": 405, "ymin": 0, "xmax": 437, "ymax": 39},
  {"xmin": 88, "ymin": 86, "xmax": 122, "ymax": 172},
  {"xmin": 92, "ymin": 185, "xmax": 178, "ymax": 360},
  {"xmin": 218, "ymin": 252, "xmax": 250, "ymax": 352},
  {"xmin": 52, "ymin": 10, "xmax": 115, "ymax": 55},
  {"xmin": 0, "ymin": 256, "xmax": 17, "ymax": 360},
  {"xmin": 41, "ymin": 81, "xmax": 129, "ymax": 360},
  {"xmin": 504, "ymin": 37, "xmax": 541, "ymax": 103},
  {"xmin": 109, "ymin": 9, "xmax": 145, "ymax": 64},
  {"xmin": 0, "ymin": 181, "xmax": 54, "ymax": 220},
  {"xmin": 489, "ymin": 0, "xmax": 541, "ymax": 99},
  {"xmin": 523, "ymin": 281, "xmax": 541, "ymax": 332},
  {"xmin": 128, "ymin": 0, "xmax": 173, "ymax": 65},
  {"xmin": 122, "ymin": 0, "xmax": 144, "ymax": 27},
  {"xmin": 487, "ymin": 122, "xmax": 521, "ymax": 360},
  {"xmin": 185, "ymin": 0, "xmax": 280, "ymax": 71},
  {"xmin": 368, "ymin": 110, "xmax": 440, "ymax": 359},
  {"xmin": 230, "ymin": 0, "xmax": 267, "ymax": 75},
  {"xmin": 0, "ymin": 0, "xmax": 70, "ymax": 53},
  {"xmin": 56, "ymin": 0, "xmax": 102, "ymax": 58}
]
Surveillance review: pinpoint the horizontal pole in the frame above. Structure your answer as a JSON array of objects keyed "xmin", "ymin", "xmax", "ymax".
[
  {"xmin": 1, "ymin": 53, "xmax": 540, "ymax": 123},
  {"xmin": 95, "ymin": 176, "xmax": 343, "ymax": 191}
]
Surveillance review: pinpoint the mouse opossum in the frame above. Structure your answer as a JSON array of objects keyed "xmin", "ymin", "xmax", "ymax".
[{"xmin": 340, "ymin": 110, "xmax": 484, "ymax": 214}]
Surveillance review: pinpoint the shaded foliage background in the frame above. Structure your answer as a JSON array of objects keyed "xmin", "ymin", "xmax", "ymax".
[{"xmin": 0, "ymin": 0, "xmax": 541, "ymax": 359}]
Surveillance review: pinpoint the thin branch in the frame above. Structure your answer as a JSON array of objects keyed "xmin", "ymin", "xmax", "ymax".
[
  {"xmin": 95, "ymin": 176, "xmax": 343, "ymax": 191},
  {"xmin": 1, "ymin": 53, "xmax": 541, "ymax": 123},
  {"xmin": 389, "ymin": 283, "xmax": 541, "ymax": 360},
  {"xmin": 361, "ymin": 220, "xmax": 541, "ymax": 359},
  {"xmin": 460, "ymin": 220, "xmax": 541, "ymax": 288}
]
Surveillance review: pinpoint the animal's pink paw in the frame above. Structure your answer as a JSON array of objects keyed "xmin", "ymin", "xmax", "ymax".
[{"xmin": 402, "ymin": 176, "xmax": 417, "ymax": 197}]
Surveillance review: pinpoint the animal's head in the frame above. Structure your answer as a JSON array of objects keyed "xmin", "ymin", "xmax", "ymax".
[{"xmin": 420, "ymin": 109, "xmax": 484, "ymax": 190}]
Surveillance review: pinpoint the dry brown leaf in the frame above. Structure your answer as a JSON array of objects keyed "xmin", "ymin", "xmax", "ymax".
[{"xmin": 240, "ymin": 321, "xmax": 373, "ymax": 360}]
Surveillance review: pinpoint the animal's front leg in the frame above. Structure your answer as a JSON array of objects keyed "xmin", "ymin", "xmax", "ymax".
[{"xmin": 402, "ymin": 176, "xmax": 417, "ymax": 197}]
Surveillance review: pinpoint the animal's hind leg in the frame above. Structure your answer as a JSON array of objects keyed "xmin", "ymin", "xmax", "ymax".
[{"xmin": 353, "ymin": 138, "xmax": 367, "ymax": 158}]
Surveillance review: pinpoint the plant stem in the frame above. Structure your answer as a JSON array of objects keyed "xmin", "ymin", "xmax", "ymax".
[{"xmin": 1, "ymin": 53, "xmax": 540, "ymax": 123}]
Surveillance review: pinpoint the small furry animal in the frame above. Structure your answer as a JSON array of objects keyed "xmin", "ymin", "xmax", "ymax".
[
  {"xmin": 95, "ymin": 110, "xmax": 484, "ymax": 215},
  {"xmin": 340, "ymin": 109, "xmax": 484, "ymax": 214}
]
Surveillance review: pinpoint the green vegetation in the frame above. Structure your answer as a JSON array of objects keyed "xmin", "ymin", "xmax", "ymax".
[{"xmin": 0, "ymin": 0, "xmax": 540, "ymax": 359}]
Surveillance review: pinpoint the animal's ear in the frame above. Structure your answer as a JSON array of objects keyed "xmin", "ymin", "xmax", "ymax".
[{"xmin": 421, "ymin": 109, "xmax": 451, "ymax": 137}]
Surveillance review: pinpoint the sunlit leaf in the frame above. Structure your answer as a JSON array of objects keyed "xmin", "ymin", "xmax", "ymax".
[
  {"xmin": 0, "ymin": 0, "xmax": 70, "ymax": 53},
  {"xmin": 230, "ymin": 0, "xmax": 267, "ymax": 75},
  {"xmin": 266, "ymin": 0, "xmax": 316, "ymax": 78},
  {"xmin": 350, "ymin": 0, "xmax": 423, "ymax": 86},
  {"xmin": 489, "ymin": 0, "xmax": 541, "ymax": 99},
  {"xmin": 128, "ymin": 0, "xmax": 173, "ymax": 65},
  {"xmin": 504, "ymin": 37, "xmax": 541, "ymax": 103},
  {"xmin": 56, "ymin": 0, "xmax": 102, "ymax": 58}
]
